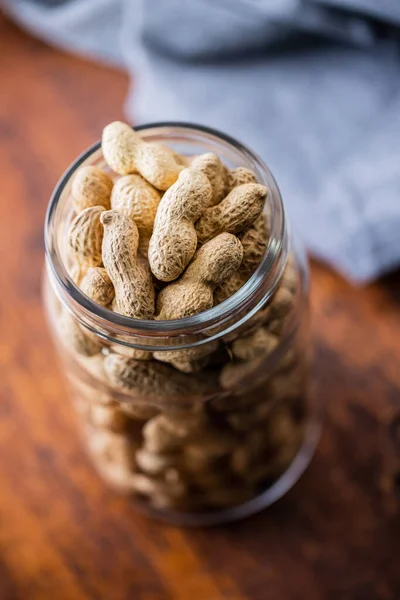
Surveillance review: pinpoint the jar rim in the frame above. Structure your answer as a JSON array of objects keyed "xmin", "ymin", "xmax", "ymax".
[{"xmin": 44, "ymin": 122, "xmax": 287, "ymax": 345}]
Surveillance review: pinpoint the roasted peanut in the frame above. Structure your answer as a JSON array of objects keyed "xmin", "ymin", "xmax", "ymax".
[
  {"xmin": 80, "ymin": 267, "xmax": 115, "ymax": 306},
  {"xmin": 87, "ymin": 429, "xmax": 137, "ymax": 492},
  {"xmin": 101, "ymin": 210, "xmax": 155, "ymax": 318},
  {"xmin": 89, "ymin": 402, "xmax": 128, "ymax": 433},
  {"xmin": 239, "ymin": 213, "xmax": 269, "ymax": 274},
  {"xmin": 68, "ymin": 205, "xmax": 105, "ymax": 276},
  {"xmin": 195, "ymin": 183, "xmax": 267, "ymax": 243},
  {"xmin": 219, "ymin": 358, "xmax": 265, "ymax": 390},
  {"xmin": 135, "ymin": 448, "xmax": 179, "ymax": 476},
  {"xmin": 213, "ymin": 214, "xmax": 269, "ymax": 304},
  {"xmin": 231, "ymin": 328, "xmax": 278, "ymax": 361},
  {"xmin": 102, "ymin": 121, "xmax": 182, "ymax": 190},
  {"xmin": 142, "ymin": 415, "xmax": 186, "ymax": 453},
  {"xmin": 156, "ymin": 233, "xmax": 243, "ymax": 320},
  {"xmin": 111, "ymin": 174, "xmax": 161, "ymax": 249},
  {"xmin": 103, "ymin": 354, "xmax": 213, "ymax": 404},
  {"xmin": 59, "ymin": 310, "xmax": 102, "ymax": 357},
  {"xmin": 119, "ymin": 403, "xmax": 159, "ymax": 421},
  {"xmin": 148, "ymin": 168, "xmax": 212, "ymax": 281},
  {"xmin": 225, "ymin": 166, "xmax": 257, "ymax": 192},
  {"xmin": 213, "ymin": 272, "xmax": 248, "ymax": 306},
  {"xmin": 190, "ymin": 152, "xmax": 228, "ymax": 205},
  {"xmin": 131, "ymin": 472, "xmax": 187, "ymax": 499},
  {"xmin": 153, "ymin": 340, "xmax": 219, "ymax": 373},
  {"xmin": 71, "ymin": 166, "xmax": 113, "ymax": 213},
  {"xmin": 110, "ymin": 345, "xmax": 153, "ymax": 361}
]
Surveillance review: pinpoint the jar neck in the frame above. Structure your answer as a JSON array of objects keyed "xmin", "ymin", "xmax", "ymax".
[{"xmin": 45, "ymin": 122, "xmax": 289, "ymax": 352}]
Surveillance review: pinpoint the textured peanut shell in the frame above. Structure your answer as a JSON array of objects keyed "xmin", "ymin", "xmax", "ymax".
[
  {"xmin": 153, "ymin": 340, "xmax": 219, "ymax": 372},
  {"xmin": 71, "ymin": 166, "xmax": 113, "ymax": 213},
  {"xmin": 190, "ymin": 152, "xmax": 228, "ymax": 205},
  {"xmin": 103, "ymin": 354, "xmax": 213, "ymax": 404},
  {"xmin": 101, "ymin": 210, "xmax": 155, "ymax": 319},
  {"xmin": 195, "ymin": 183, "xmax": 267, "ymax": 243},
  {"xmin": 156, "ymin": 233, "xmax": 243, "ymax": 320},
  {"xmin": 219, "ymin": 357, "xmax": 265, "ymax": 390},
  {"xmin": 68, "ymin": 205, "xmax": 105, "ymax": 269},
  {"xmin": 110, "ymin": 345, "xmax": 153, "ymax": 361},
  {"xmin": 238, "ymin": 213, "xmax": 269, "ymax": 274},
  {"xmin": 214, "ymin": 213, "xmax": 269, "ymax": 304},
  {"xmin": 231, "ymin": 328, "xmax": 279, "ymax": 362},
  {"xmin": 270, "ymin": 285, "xmax": 295, "ymax": 319},
  {"xmin": 59, "ymin": 310, "xmax": 102, "ymax": 357},
  {"xmin": 149, "ymin": 142, "xmax": 188, "ymax": 167},
  {"xmin": 111, "ymin": 174, "xmax": 161, "ymax": 244},
  {"xmin": 225, "ymin": 166, "xmax": 257, "ymax": 193},
  {"xmin": 102, "ymin": 121, "xmax": 182, "ymax": 190},
  {"xmin": 213, "ymin": 271, "xmax": 248, "ymax": 305},
  {"xmin": 149, "ymin": 168, "xmax": 212, "ymax": 282},
  {"xmin": 80, "ymin": 267, "xmax": 115, "ymax": 306}
]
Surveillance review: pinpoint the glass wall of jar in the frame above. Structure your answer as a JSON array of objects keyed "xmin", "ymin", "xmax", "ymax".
[{"xmin": 43, "ymin": 123, "xmax": 320, "ymax": 526}]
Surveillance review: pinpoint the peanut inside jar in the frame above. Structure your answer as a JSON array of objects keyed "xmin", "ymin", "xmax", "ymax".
[{"xmin": 51, "ymin": 121, "xmax": 310, "ymax": 516}]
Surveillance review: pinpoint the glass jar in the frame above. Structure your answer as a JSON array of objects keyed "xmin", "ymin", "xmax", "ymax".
[{"xmin": 43, "ymin": 123, "xmax": 320, "ymax": 526}]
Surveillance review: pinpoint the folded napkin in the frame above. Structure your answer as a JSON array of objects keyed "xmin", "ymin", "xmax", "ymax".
[{"xmin": 4, "ymin": 0, "xmax": 400, "ymax": 282}]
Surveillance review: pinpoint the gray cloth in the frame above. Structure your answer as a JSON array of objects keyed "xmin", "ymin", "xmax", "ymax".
[{"xmin": 3, "ymin": 0, "xmax": 400, "ymax": 282}]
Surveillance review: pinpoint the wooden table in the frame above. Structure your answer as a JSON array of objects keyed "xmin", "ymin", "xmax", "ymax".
[{"xmin": 1, "ymin": 14, "xmax": 399, "ymax": 600}]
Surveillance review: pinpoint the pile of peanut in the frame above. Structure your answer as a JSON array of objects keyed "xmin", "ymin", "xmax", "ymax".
[{"xmin": 54, "ymin": 122, "xmax": 309, "ymax": 513}]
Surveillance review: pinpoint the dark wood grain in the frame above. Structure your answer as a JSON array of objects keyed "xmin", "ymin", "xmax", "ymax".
[{"xmin": 0, "ymin": 13, "xmax": 399, "ymax": 600}]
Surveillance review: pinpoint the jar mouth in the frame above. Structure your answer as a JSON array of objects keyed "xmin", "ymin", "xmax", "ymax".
[{"xmin": 45, "ymin": 122, "xmax": 287, "ymax": 343}]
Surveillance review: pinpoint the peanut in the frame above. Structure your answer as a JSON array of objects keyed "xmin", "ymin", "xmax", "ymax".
[
  {"xmin": 68, "ymin": 205, "xmax": 105, "ymax": 275},
  {"xmin": 156, "ymin": 233, "xmax": 243, "ymax": 320},
  {"xmin": 102, "ymin": 121, "xmax": 182, "ymax": 190},
  {"xmin": 131, "ymin": 472, "xmax": 187, "ymax": 499},
  {"xmin": 225, "ymin": 166, "xmax": 257, "ymax": 192},
  {"xmin": 190, "ymin": 152, "xmax": 228, "ymax": 205},
  {"xmin": 119, "ymin": 403, "xmax": 159, "ymax": 421},
  {"xmin": 135, "ymin": 448, "xmax": 178, "ymax": 476},
  {"xmin": 219, "ymin": 357, "xmax": 265, "ymax": 390},
  {"xmin": 195, "ymin": 183, "xmax": 267, "ymax": 244},
  {"xmin": 214, "ymin": 213, "xmax": 269, "ymax": 304},
  {"xmin": 110, "ymin": 345, "xmax": 153, "ymax": 361},
  {"xmin": 75, "ymin": 353, "xmax": 107, "ymax": 383},
  {"xmin": 148, "ymin": 168, "xmax": 212, "ymax": 282},
  {"xmin": 238, "ymin": 213, "xmax": 269, "ymax": 274},
  {"xmin": 71, "ymin": 166, "xmax": 113, "ymax": 213},
  {"xmin": 87, "ymin": 429, "xmax": 137, "ymax": 492},
  {"xmin": 101, "ymin": 210, "xmax": 155, "ymax": 318},
  {"xmin": 269, "ymin": 285, "xmax": 295, "ymax": 319},
  {"xmin": 80, "ymin": 267, "xmax": 115, "ymax": 306},
  {"xmin": 143, "ymin": 415, "xmax": 186, "ymax": 453},
  {"xmin": 59, "ymin": 310, "xmax": 102, "ymax": 357},
  {"xmin": 231, "ymin": 328, "xmax": 278, "ymax": 361},
  {"xmin": 153, "ymin": 340, "xmax": 219, "ymax": 373},
  {"xmin": 110, "ymin": 174, "xmax": 161, "ymax": 248},
  {"xmin": 103, "ymin": 354, "xmax": 213, "ymax": 404},
  {"xmin": 213, "ymin": 272, "xmax": 248, "ymax": 306},
  {"xmin": 149, "ymin": 142, "xmax": 188, "ymax": 167},
  {"xmin": 89, "ymin": 403, "xmax": 128, "ymax": 433}
]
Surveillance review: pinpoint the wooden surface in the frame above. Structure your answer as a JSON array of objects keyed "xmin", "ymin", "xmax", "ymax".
[{"xmin": 1, "ymin": 14, "xmax": 399, "ymax": 600}]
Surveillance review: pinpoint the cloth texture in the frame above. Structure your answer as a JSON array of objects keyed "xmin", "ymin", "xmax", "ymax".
[{"xmin": 3, "ymin": 0, "xmax": 400, "ymax": 282}]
